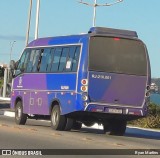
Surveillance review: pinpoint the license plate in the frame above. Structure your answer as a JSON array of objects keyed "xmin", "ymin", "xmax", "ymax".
[{"xmin": 108, "ymin": 108, "xmax": 122, "ymax": 114}]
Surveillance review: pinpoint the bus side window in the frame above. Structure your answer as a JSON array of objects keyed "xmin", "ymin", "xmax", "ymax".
[
  {"xmin": 15, "ymin": 49, "xmax": 30, "ymax": 76},
  {"xmin": 32, "ymin": 49, "xmax": 41, "ymax": 72},
  {"xmin": 39, "ymin": 48, "xmax": 52, "ymax": 72},
  {"xmin": 72, "ymin": 46, "xmax": 80, "ymax": 71},
  {"xmin": 66, "ymin": 46, "xmax": 76, "ymax": 72},
  {"xmin": 46, "ymin": 48, "xmax": 55, "ymax": 72},
  {"xmin": 26, "ymin": 50, "xmax": 35, "ymax": 72},
  {"xmin": 59, "ymin": 48, "xmax": 69, "ymax": 72},
  {"xmin": 50, "ymin": 48, "xmax": 62, "ymax": 72},
  {"xmin": 25, "ymin": 49, "xmax": 41, "ymax": 73}
]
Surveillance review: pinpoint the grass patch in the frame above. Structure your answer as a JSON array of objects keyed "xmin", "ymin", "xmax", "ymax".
[
  {"xmin": 0, "ymin": 78, "xmax": 3, "ymax": 88},
  {"xmin": 129, "ymin": 103, "xmax": 160, "ymax": 129}
]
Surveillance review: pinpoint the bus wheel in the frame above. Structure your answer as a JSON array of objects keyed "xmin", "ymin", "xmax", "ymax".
[
  {"xmin": 72, "ymin": 121, "xmax": 82, "ymax": 130},
  {"xmin": 15, "ymin": 101, "xmax": 27, "ymax": 125},
  {"xmin": 109, "ymin": 120, "xmax": 127, "ymax": 136},
  {"xmin": 64, "ymin": 118, "xmax": 74, "ymax": 131},
  {"xmin": 103, "ymin": 122, "xmax": 110, "ymax": 133},
  {"xmin": 51, "ymin": 105, "xmax": 66, "ymax": 131}
]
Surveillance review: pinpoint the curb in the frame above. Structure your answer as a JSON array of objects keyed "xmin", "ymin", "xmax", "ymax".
[
  {"xmin": 0, "ymin": 97, "xmax": 11, "ymax": 101},
  {"xmin": 127, "ymin": 125, "xmax": 160, "ymax": 132},
  {"xmin": 3, "ymin": 111, "xmax": 15, "ymax": 117},
  {"xmin": 0, "ymin": 110, "xmax": 15, "ymax": 117}
]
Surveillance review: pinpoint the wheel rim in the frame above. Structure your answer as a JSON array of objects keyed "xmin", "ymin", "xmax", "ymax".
[
  {"xmin": 16, "ymin": 106, "xmax": 21, "ymax": 119},
  {"xmin": 52, "ymin": 110, "xmax": 59, "ymax": 126}
]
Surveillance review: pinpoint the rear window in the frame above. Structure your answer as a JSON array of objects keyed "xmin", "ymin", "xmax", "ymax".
[{"xmin": 89, "ymin": 37, "xmax": 147, "ymax": 76}]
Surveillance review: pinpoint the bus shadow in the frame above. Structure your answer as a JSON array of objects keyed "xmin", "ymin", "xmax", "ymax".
[
  {"xmin": 124, "ymin": 127, "xmax": 160, "ymax": 140},
  {"xmin": 75, "ymin": 127, "xmax": 160, "ymax": 140},
  {"xmin": 26, "ymin": 120, "xmax": 160, "ymax": 140}
]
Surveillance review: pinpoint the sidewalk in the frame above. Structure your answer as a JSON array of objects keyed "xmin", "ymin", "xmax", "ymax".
[{"xmin": 0, "ymin": 97, "xmax": 11, "ymax": 105}]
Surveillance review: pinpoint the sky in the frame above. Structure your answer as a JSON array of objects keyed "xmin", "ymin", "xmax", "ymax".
[{"xmin": 0, "ymin": 0, "xmax": 159, "ymax": 77}]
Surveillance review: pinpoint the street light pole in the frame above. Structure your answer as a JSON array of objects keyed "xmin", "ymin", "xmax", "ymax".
[
  {"xmin": 10, "ymin": 41, "xmax": 16, "ymax": 62},
  {"xmin": 35, "ymin": 0, "xmax": 40, "ymax": 39},
  {"xmin": 25, "ymin": 0, "xmax": 32, "ymax": 46},
  {"xmin": 78, "ymin": 0, "xmax": 123, "ymax": 27},
  {"xmin": 93, "ymin": 0, "xmax": 97, "ymax": 27}
]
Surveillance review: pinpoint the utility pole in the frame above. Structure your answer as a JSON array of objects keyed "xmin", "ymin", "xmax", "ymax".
[
  {"xmin": 35, "ymin": 0, "xmax": 40, "ymax": 39},
  {"xmin": 25, "ymin": 0, "xmax": 32, "ymax": 46},
  {"xmin": 78, "ymin": 0, "xmax": 123, "ymax": 27},
  {"xmin": 10, "ymin": 41, "xmax": 16, "ymax": 62}
]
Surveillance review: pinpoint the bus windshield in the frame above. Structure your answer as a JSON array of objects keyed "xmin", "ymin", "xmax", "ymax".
[{"xmin": 89, "ymin": 36, "xmax": 147, "ymax": 76}]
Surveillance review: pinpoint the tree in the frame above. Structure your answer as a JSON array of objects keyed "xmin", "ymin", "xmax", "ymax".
[{"xmin": 0, "ymin": 66, "xmax": 4, "ymax": 77}]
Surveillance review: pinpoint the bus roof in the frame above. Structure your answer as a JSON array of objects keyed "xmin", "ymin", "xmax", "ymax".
[
  {"xmin": 88, "ymin": 27, "xmax": 138, "ymax": 38},
  {"xmin": 27, "ymin": 27, "xmax": 138, "ymax": 48}
]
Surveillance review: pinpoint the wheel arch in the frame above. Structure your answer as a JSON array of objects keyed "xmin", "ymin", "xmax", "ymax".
[
  {"xmin": 14, "ymin": 96, "xmax": 23, "ymax": 108},
  {"xmin": 49, "ymin": 99, "xmax": 62, "ymax": 115}
]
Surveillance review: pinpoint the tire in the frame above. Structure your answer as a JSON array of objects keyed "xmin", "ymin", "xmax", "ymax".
[
  {"xmin": 106, "ymin": 120, "xmax": 127, "ymax": 136},
  {"xmin": 72, "ymin": 121, "xmax": 82, "ymax": 130},
  {"xmin": 64, "ymin": 118, "xmax": 74, "ymax": 131},
  {"xmin": 51, "ymin": 105, "xmax": 66, "ymax": 130},
  {"xmin": 103, "ymin": 122, "xmax": 110, "ymax": 133},
  {"xmin": 15, "ymin": 101, "xmax": 27, "ymax": 125}
]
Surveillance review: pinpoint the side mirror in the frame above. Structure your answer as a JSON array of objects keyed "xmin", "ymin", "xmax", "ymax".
[
  {"xmin": 20, "ymin": 67, "xmax": 25, "ymax": 73},
  {"xmin": 15, "ymin": 60, "xmax": 19, "ymax": 69},
  {"xmin": 10, "ymin": 60, "xmax": 16, "ymax": 70}
]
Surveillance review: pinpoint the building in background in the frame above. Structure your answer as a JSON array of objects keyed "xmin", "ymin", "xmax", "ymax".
[
  {"xmin": 150, "ymin": 83, "xmax": 159, "ymax": 93},
  {"xmin": 0, "ymin": 63, "xmax": 8, "ymax": 68}
]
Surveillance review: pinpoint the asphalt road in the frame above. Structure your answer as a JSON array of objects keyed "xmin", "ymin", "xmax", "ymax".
[{"xmin": 0, "ymin": 101, "xmax": 160, "ymax": 158}]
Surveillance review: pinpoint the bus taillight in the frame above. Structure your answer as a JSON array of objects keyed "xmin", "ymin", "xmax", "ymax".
[
  {"xmin": 81, "ymin": 86, "xmax": 88, "ymax": 92},
  {"xmin": 81, "ymin": 79, "xmax": 88, "ymax": 92},
  {"xmin": 81, "ymin": 79, "xmax": 88, "ymax": 85}
]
